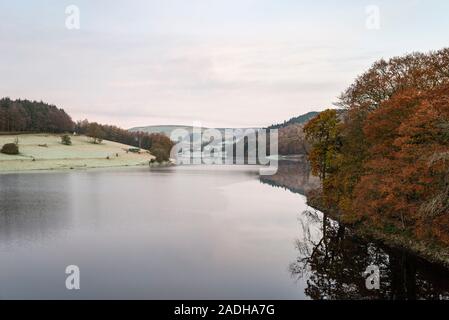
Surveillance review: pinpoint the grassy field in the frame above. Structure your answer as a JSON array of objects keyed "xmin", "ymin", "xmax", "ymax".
[{"xmin": 0, "ymin": 134, "xmax": 154, "ymax": 173}]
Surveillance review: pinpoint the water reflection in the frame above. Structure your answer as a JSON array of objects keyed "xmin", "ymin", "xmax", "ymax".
[
  {"xmin": 0, "ymin": 166, "xmax": 308, "ymax": 299},
  {"xmin": 0, "ymin": 173, "xmax": 73, "ymax": 244},
  {"xmin": 0, "ymin": 162, "xmax": 448, "ymax": 299},
  {"xmin": 262, "ymin": 159, "xmax": 449, "ymax": 300},
  {"xmin": 291, "ymin": 210, "xmax": 449, "ymax": 299},
  {"xmin": 260, "ymin": 157, "xmax": 319, "ymax": 195}
]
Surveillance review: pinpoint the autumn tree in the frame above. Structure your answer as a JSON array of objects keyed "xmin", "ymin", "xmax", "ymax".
[
  {"xmin": 150, "ymin": 147, "xmax": 170, "ymax": 163},
  {"xmin": 303, "ymin": 109, "xmax": 343, "ymax": 210},
  {"xmin": 315, "ymin": 48, "xmax": 449, "ymax": 223},
  {"xmin": 304, "ymin": 109, "xmax": 341, "ymax": 182},
  {"xmin": 305, "ymin": 48, "xmax": 449, "ymax": 246},
  {"xmin": 350, "ymin": 85, "xmax": 449, "ymax": 241},
  {"xmin": 87, "ymin": 123, "xmax": 105, "ymax": 144}
]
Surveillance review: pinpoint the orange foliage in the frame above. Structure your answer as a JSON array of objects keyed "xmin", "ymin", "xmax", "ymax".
[
  {"xmin": 308, "ymin": 48, "xmax": 449, "ymax": 245},
  {"xmin": 352, "ymin": 86, "xmax": 449, "ymax": 243}
]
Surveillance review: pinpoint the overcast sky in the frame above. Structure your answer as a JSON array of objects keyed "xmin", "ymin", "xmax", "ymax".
[{"xmin": 1, "ymin": 0, "xmax": 448, "ymax": 128}]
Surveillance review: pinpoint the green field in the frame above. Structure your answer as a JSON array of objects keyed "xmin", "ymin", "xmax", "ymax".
[{"xmin": 0, "ymin": 134, "xmax": 154, "ymax": 173}]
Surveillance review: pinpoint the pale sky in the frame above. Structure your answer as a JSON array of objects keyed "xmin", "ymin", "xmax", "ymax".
[{"xmin": 1, "ymin": 0, "xmax": 448, "ymax": 128}]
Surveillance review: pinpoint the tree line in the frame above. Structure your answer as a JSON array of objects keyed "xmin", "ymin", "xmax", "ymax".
[
  {"xmin": 304, "ymin": 48, "xmax": 449, "ymax": 245},
  {"xmin": 0, "ymin": 98, "xmax": 74, "ymax": 133},
  {"xmin": 75, "ymin": 120, "xmax": 174, "ymax": 162}
]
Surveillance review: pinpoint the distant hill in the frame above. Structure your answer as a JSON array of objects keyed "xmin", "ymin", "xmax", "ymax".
[
  {"xmin": 129, "ymin": 112, "xmax": 322, "ymax": 156},
  {"xmin": 129, "ymin": 111, "xmax": 345, "ymax": 156},
  {"xmin": 268, "ymin": 111, "xmax": 319, "ymax": 129},
  {"xmin": 129, "ymin": 125, "xmax": 263, "ymax": 157},
  {"xmin": 129, "ymin": 125, "xmax": 194, "ymax": 136},
  {"xmin": 129, "ymin": 125, "xmax": 260, "ymax": 136},
  {"xmin": 129, "ymin": 111, "xmax": 324, "ymax": 135}
]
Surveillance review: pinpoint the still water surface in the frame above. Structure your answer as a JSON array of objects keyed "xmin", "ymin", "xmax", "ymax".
[{"xmin": 0, "ymin": 161, "xmax": 448, "ymax": 299}]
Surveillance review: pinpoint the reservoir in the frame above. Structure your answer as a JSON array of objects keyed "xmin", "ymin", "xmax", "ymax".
[{"xmin": 0, "ymin": 161, "xmax": 448, "ymax": 299}]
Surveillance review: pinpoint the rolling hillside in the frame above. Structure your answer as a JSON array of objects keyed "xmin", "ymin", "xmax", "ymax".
[{"xmin": 0, "ymin": 134, "xmax": 154, "ymax": 172}]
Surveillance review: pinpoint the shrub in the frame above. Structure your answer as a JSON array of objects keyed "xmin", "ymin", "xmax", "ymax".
[
  {"xmin": 150, "ymin": 147, "xmax": 170, "ymax": 163},
  {"xmin": 61, "ymin": 134, "xmax": 72, "ymax": 145},
  {"xmin": 1, "ymin": 143, "xmax": 19, "ymax": 155},
  {"xmin": 128, "ymin": 148, "xmax": 141, "ymax": 153}
]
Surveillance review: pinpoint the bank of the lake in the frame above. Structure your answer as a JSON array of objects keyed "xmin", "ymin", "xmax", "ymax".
[
  {"xmin": 307, "ymin": 193, "xmax": 449, "ymax": 269},
  {"xmin": 0, "ymin": 134, "xmax": 155, "ymax": 173}
]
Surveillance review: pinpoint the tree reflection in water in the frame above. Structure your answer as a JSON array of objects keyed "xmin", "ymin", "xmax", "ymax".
[
  {"xmin": 290, "ymin": 209, "xmax": 449, "ymax": 299},
  {"xmin": 261, "ymin": 159, "xmax": 449, "ymax": 300}
]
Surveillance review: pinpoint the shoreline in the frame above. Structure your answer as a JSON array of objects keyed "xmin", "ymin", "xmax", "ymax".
[
  {"xmin": 0, "ymin": 157, "xmax": 154, "ymax": 174},
  {"xmin": 307, "ymin": 195, "xmax": 449, "ymax": 269},
  {"xmin": 0, "ymin": 161, "xmax": 153, "ymax": 175}
]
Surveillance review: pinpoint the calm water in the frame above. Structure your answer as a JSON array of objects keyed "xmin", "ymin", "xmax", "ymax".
[{"xmin": 0, "ymin": 161, "xmax": 448, "ymax": 299}]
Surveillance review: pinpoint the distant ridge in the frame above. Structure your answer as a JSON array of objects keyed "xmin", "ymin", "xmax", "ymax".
[
  {"xmin": 128, "ymin": 125, "xmax": 261, "ymax": 136},
  {"xmin": 268, "ymin": 111, "xmax": 319, "ymax": 129},
  {"xmin": 128, "ymin": 112, "xmax": 321, "ymax": 135},
  {"xmin": 128, "ymin": 111, "xmax": 323, "ymax": 156},
  {"xmin": 129, "ymin": 125, "xmax": 194, "ymax": 136}
]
